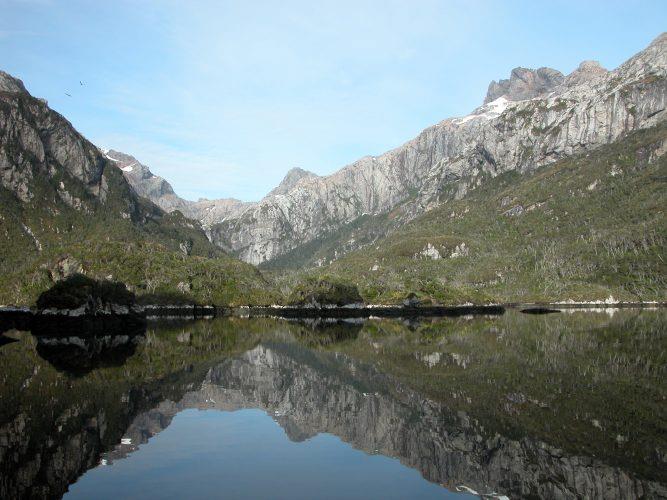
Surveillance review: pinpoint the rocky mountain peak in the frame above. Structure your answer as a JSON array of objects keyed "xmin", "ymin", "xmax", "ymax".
[
  {"xmin": 267, "ymin": 167, "xmax": 318, "ymax": 197},
  {"xmin": 484, "ymin": 66, "xmax": 564, "ymax": 103},
  {"xmin": 99, "ymin": 147, "xmax": 194, "ymax": 213},
  {"xmin": 564, "ymin": 60, "xmax": 608, "ymax": 87},
  {"xmin": 616, "ymin": 32, "xmax": 667, "ymax": 78},
  {"xmin": 0, "ymin": 71, "xmax": 28, "ymax": 94},
  {"xmin": 105, "ymin": 149, "xmax": 137, "ymax": 165},
  {"xmin": 104, "ymin": 149, "xmax": 156, "ymax": 182},
  {"xmin": 205, "ymin": 34, "xmax": 666, "ymax": 265}
]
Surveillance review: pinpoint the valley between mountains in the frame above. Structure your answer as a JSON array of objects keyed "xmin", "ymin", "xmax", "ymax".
[{"xmin": 1, "ymin": 34, "xmax": 666, "ymax": 307}]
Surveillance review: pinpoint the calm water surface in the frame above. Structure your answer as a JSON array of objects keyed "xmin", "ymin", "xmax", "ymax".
[{"xmin": 0, "ymin": 308, "xmax": 665, "ymax": 499}]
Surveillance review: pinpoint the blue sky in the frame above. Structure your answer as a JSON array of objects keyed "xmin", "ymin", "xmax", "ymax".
[{"xmin": 1, "ymin": 0, "xmax": 665, "ymax": 201}]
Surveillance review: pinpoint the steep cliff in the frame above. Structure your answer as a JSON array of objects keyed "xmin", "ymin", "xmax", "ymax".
[{"xmin": 287, "ymin": 123, "xmax": 667, "ymax": 303}]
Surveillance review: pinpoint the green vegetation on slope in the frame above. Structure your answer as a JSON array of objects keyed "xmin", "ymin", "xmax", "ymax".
[
  {"xmin": 0, "ymin": 82, "xmax": 278, "ymax": 307},
  {"xmin": 0, "ymin": 145, "xmax": 276, "ymax": 307},
  {"xmin": 286, "ymin": 276, "xmax": 363, "ymax": 306},
  {"xmin": 282, "ymin": 124, "xmax": 667, "ymax": 304}
]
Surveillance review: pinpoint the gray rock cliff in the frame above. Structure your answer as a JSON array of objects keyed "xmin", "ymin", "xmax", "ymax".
[
  {"xmin": 104, "ymin": 148, "xmax": 254, "ymax": 228},
  {"xmin": 484, "ymin": 66, "xmax": 565, "ymax": 103}
]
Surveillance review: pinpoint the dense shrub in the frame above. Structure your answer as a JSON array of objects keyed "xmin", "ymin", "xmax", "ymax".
[
  {"xmin": 36, "ymin": 274, "xmax": 135, "ymax": 310},
  {"xmin": 287, "ymin": 277, "xmax": 363, "ymax": 306}
]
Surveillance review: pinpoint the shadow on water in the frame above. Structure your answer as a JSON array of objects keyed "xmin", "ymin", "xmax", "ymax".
[{"xmin": 0, "ymin": 309, "xmax": 665, "ymax": 499}]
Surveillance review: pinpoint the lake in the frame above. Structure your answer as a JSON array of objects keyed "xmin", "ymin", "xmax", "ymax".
[{"xmin": 0, "ymin": 308, "xmax": 665, "ymax": 499}]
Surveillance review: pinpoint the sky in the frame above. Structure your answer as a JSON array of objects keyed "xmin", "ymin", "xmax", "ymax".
[{"xmin": 1, "ymin": 1, "xmax": 665, "ymax": 202}]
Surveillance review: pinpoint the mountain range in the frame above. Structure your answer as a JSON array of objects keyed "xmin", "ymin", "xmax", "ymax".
[
  {"xmin": 1, "ymin": 33, "xmax": 665, "ymax": 306},
  {"xmin": 111, "ymin": 33, "xmax": 666, "ymax": 268}
]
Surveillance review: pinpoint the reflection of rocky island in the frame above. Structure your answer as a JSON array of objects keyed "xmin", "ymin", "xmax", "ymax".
[
  {"xmin": 1, "ymin": 311, "xmax": 666, "ymax": 499},
  {"xmin": 35, "ymin": 334, "xmax": 145, "ymax": 376}
]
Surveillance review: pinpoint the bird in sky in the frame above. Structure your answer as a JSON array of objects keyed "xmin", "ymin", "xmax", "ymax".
[
  {"xmin": 80, "ymin": 81, "xmax": 84, "ymax": 86},
  {"xmin": 65, "ymin": 92, "xmax": 71, "ymax": 97}
]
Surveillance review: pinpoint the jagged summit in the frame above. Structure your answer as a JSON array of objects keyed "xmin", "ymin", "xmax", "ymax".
[
  {"xmin": 267, "ymin": 167, "xmax": 318, "ymax": 197},
  {"xmin": 100, "ymin": 148, "xmax": 189, "ymax": 212},
  {"xmin": 0, "ymin": 71, "xmax": 27, "ymax": 94},
  {"xmin": 99, "ymin": 145, "xmax": 255, "ymax": 226},
  {"xmin": 4, "ymin": 31, "xmax": 661, "ymax": 268},
  {"xmin": 484, "ymin": 67, "xmax": 564, "ymax": 103},
  {"xmin": 564, "ymin": 60, "xmax": 608, "ymax": 87},
  {"xmin": 616, "ymin": 32, "xmax": 667, "ymax": 78}
]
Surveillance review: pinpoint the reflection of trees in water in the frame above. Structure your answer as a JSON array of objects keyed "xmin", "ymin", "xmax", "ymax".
[
  {"xmin": 0, "ymin": 319, "xmax": 258, "ymax": 499},
  {"xmin": 0, "ymin": 311, "xmax": 665, "ymax": 499}
]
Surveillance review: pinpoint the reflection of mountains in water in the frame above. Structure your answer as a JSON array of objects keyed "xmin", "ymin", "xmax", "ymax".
[{"xmin": 104, "ymin": 341, "xmax": 666, "ymax": 499}]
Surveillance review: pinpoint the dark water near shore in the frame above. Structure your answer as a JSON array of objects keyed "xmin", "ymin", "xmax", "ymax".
[{"xmin": 0, "ymin": 308, "xmax": 665, "ymax": 499}]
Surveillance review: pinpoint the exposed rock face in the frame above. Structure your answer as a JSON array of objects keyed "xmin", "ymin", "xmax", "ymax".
[
  {"xmin": 266, "ymin": 167, "xmax": 318, "ymax": 197},
  {"xmin": 484, "ymin": 66, "xmax": 565, "ymax": 103},
  {"xmin": 564, "ymin": 60, "xmax": 609, "ymax": 87},
  {"xmin": 184, "ymin": 197, "xmax": 253, "ymax": 230},
  {"xmin": 0, "ymin": 72, "xmax": 110, "ymax": 204},
  {"xmin": 0, "ymin": 74, "xmax": 238, "ymax": 305},
  {"xmin": 204, "ymin": 33, "xmax": 666, "ymax": 265},
  {"xmin": 102, "ymin": 149, "xmax": 189, "ymax": 213},
  {"xmin": 0, "ymin": 73, "xmax": 231, "ymax": 260},
  {"xmin": 0, "ymin": 70, "xmax": 27, "ymax": 93}
]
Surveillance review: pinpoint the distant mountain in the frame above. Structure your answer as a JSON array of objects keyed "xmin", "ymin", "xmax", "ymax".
[
  {"xmin": 103, "ymin": 148, "xmax": 254, "ymax": 230},
  {"xmin": 101, "ymin": 149, "xmax": 190, "ymax": 213},
  {"xmin": 0, "ymin": 70, "xmax": 273, "ymax": 306},
  {"xmin": 484, "ymin": 66, "xmax": 565, "ymax": 103},
  {"xmin": 266, "ymin": 167, "xmax": 319, "ymax": 198},
  {"xmin": 201, "ymin": 32, "xmax": 666, "ymax": 266},
  {"xmin": 90, "ymin": 35, "xmax": 666, "ymax": 269},
  {"xmin": 2, "ymin": 32, "xmax": 666, "ymax": 308}
]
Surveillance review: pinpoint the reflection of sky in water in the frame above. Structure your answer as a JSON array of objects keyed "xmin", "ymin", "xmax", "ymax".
[{"xmin": 66, "ymin": 409, "xmax": 471, "ymax": 500}]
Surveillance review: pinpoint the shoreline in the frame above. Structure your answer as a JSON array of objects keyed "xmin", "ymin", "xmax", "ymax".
[{"xmin": 0, "ymin": 301, "xmax": 664, "ymax": 322}]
